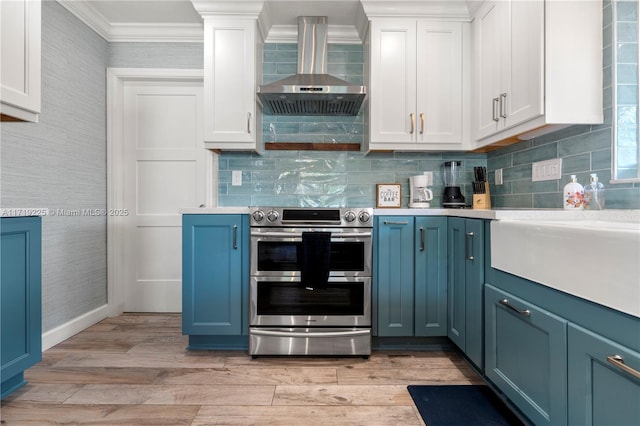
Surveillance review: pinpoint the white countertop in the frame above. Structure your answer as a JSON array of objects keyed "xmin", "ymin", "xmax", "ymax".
[
  {"xmin": 180, "ymin": 207, "xmax": 250, "ymax": 214},
  {"xmin": 181, "ymin": 207, "xmax": 640, "ymax": 223}
]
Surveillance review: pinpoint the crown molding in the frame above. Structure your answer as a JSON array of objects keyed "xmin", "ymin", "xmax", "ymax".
[
  {"xmin": 191, "ymin": 0, "xmax": 264, "ymax": 16},
  {"xmin": 57, "ymin": 1, "xmax": 204, "ymax": 42},
  {"xmin": 109, "ymin": 23, "xmax": 204, "ymax": 43},
  {"xmin": 264, "ymin": 24, "xmax": 362, "ymax": 44},
  {"xmin": 57, "ymin": 0, "xmax": 472, "ymax": 43},
  {"xmin": 57, "ymin": 0, "xmax": 112, "ymax": 40},
  {"xmin": 360, "ymin": 0, "xmax": 471, "ymax": 21}
]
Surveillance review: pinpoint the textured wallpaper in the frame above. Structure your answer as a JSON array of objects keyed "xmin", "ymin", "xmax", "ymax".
[{"xmin": 1, "ymin": 1, "xmax": 109, "ymax": 331}]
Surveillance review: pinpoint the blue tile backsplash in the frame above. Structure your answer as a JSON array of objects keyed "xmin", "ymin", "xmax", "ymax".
[
  {"xmin": 218, "ymin": 0, "xmax": 639, "ymax": 209},
  {"xmin": 219, "ymin": 150, "xmax": 486, "ymax": 208}
]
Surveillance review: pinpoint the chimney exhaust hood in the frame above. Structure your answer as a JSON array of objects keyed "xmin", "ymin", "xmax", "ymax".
[{"xmin": 257, "ymin": 16, "xmax": 366, "ymax": 116}]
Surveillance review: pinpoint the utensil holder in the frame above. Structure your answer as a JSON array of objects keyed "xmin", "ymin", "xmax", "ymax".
[{"xmin": 473, "ymin": 182, "xmax": 491, "ymax": 210}]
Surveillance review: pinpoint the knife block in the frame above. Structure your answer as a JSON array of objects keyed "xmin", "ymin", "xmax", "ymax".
[{"xmin": 473, "ymin": 182, "xmax": 491, "ymax": 210}]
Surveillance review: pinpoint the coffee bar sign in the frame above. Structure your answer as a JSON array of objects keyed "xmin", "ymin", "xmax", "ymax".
[{"xmin": 376, "ymin": 184, "xmax": 401, "ymax": 208}]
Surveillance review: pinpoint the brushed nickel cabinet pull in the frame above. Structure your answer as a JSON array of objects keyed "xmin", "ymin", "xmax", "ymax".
[
  {"xmin": 247, "ymin": 112, "xmax": 252, "ymax": 134},
  {"xmin": 410, "ymin": 113, "xmax": 415, "ymax": 134},
  {"xmin": 420, "ymin": 112, "xmax": 425, "ymax": 134},
  {"xmin": 499, "ymin": 299, "xmax": 531, "ymax": 317},
  {"xmin": 383, "ymin": 220, "xmax": 409, "ymax": 226},
  {"xmin": 232, "ymin": 225, "xmax": 238, "ymax": 250},
  {"xmin": 419, "ymin": 227, "xmax": 425, "ymax": 251},
  {"xmin": 607, "ymin": 355, "xmax": 640, "ymax": 379},
  {"xmin": 500, "ymin": 93, "xmax": 507, "ymax": 118},
  {"xmin": 492, "ymin": 98, "xmax": 500, "ymax": 122},
  {"xmin": 465, "ymin": 231, "xmax": 474, "ymax": 260}
]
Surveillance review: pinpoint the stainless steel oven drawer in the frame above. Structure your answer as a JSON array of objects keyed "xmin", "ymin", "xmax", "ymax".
[{"xmin": 249, "ymin": 327, "xmax": 371, "ymax": 356}]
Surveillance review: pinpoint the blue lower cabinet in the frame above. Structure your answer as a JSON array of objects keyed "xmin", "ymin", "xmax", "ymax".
[
  {"xmin": 376, "ymin": 217, "xmax": 415, "ymax": 336},
  {"xmin": 1, "ymin": 216, "xmax": 42, "ymax": 399},
  {"xmin": 182, "ymin": 214, "xmax": 248, "ymax": 348},
  {"xmin": 447, "ymin": 217, "xmax": 484, "ymax": 369},
  {"xmin": 375, "ymin": 216, "xmax": 447, "ymax": 337},
  {"xmin": 485, "ymin": 284, "xmax": 567, "ymax": 425},
  {"xmin": 414, "ymin": 217, "xmax": 447, "ymax": 336},
  {"xmin": 568, "ymin": 324, "xmax": 640, "ymax": 426}
]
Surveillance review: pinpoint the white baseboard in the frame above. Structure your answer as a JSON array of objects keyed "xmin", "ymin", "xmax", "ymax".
[{"xmin": 41, "ymin": 304, "xmax": 113, "ymax": 351}]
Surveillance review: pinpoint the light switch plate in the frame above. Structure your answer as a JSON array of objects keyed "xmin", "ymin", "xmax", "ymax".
[
  {"xmin": 495, "ymin": 168, "xmax": 503, "ymax": 185},
  {"xmin": 232, "ymin": 170, "xmax": 242, "ymax": 186},
  {"xmin": 532, "ymin": 159, "xmax": 562, "ymax": 182}
]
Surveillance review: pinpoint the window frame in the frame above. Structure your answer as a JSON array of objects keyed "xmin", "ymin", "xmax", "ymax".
[{"xmin": 612, "ymin": 0, "xmax": 640, "ymax": 183}]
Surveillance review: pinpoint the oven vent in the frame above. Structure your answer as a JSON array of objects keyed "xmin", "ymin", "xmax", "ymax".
[
  {"xmin": 261, "ymin": 95, "xmax": 364, "ymax": 116},
  {"xmin": 257, "ymin": 16, "xmax": 367, "ymax": 116}
]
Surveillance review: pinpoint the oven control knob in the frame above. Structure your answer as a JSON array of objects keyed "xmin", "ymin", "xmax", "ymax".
[
  {"xmin": 266, "ymin": 210, "xmax": 279, "ymax": 222},
  {"xmin": 344, "ymin": 210, "xmax": 357, "ymax": 223},
  {"xmin": 252, "ymin": 210, "xmax": 265, "ymax": 223},
  {"xmin": 358, "ymin": 210, "xmax": 371, "ymax": 223}
]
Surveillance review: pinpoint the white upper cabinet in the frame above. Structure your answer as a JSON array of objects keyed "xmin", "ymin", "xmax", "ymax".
[
  {"xmin": 472, "ymin": 0, "xmax": 603, "ymax": 149},
  {"xmin": 474, "ymin": 0, "xmax": 544, "ymax": 140},
  {"xmin": 1, "ymin": 0, "xmax": 41, "ymax": 122},
  {"xmin": 366, "ymin": 18, "xmax": 468, "ymax": 151},
  {"xmin": 201, "ymin": 17, "xmax": 262, "ymax": 150},
  {"xmin": 474, "ymin": 1, "xmax": 507, "ymax": 139}
]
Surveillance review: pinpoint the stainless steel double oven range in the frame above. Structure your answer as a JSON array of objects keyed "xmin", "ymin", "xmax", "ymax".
[{"xmin": 249, "ymin": 207, "xmax": 373, "ymax": 357}]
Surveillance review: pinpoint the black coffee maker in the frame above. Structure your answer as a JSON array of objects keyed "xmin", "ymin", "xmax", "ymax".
[{"xmin": 442, "ymin": 161, "xmax": 466, "ymax": 208}]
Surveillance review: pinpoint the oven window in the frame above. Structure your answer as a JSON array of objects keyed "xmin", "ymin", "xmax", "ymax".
[
  {"xmin": 257, "ymin": 241, "xmax": 365, "ymax": 271},
  {"xmin": 256, "ymin": 281, "xmax": 365, "ymax": 316},
  {"xmin": 257, "ymin": 242, "xmax": 299, "ymax": 270},
  {"xmin": 331, "ymin": 242, "xmax": 365, "ymax": 271}
]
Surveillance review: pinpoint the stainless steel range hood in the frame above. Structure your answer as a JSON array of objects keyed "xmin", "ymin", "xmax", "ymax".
[{"xmin": 257, "ymin": 16, "xmax": 366, "ymax": 116}]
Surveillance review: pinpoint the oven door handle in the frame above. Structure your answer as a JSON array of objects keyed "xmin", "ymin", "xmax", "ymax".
[
  {"xmin": 250, "ymin": 329, "xmax": 370, "ymax": 338},
  {"xmin": 251, "ymin": 231, "xmax": 371, "ymax": 238}
]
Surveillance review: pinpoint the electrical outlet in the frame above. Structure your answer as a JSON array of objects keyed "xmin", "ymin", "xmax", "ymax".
[
  {"xmin": 495, "ymin": 168, "xmax": 503, "ymax": 185},
  {"xmin": 532, "ymin": 159, "xmax": 562, "ymax": 182},
  {"xmin": 232, "ymin": 170, "xmax": 242, "ymax": 186}
]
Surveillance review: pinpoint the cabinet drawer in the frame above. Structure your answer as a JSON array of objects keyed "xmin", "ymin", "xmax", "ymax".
[
  {"xmin": 568, "ymin": 324, "xmax": 640, "ymax": 426},
  {"xmin": 485, "ymin": 284, "xmax": 567, "ymax": 426}
]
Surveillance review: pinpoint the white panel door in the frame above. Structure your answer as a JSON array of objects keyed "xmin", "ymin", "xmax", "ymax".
[
  {"xmin": 123, "ymin": 81, "xmax": 207, "ymax": 312},
  {"xmin": 473, "ymin": 1, "xmax": 503, "ymax": 140},
  {"xmin": 0, "ymin": 0, "xmax": 41, "ymax": 121},
  {"xmin": 203, "ymin": 18, "xmax": 257, "ymax": 147},
  {"xmin": 416, "ymin": 21, "xmax": 463, "ymax": 144},
  {"xmin": 502, "ymin": 0, "xmax": 544, "ymax": 128},
  {"xmin": 369, "ymin": 19, "xmax": 417, "ymax": 144}
]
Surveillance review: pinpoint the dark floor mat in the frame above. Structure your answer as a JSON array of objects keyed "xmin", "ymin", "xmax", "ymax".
[{"xmin": 407, "ymin": 385, "xmax": 525, "ymax": 425}]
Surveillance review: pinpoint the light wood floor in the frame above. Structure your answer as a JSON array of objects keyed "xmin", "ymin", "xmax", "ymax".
[{"xmin": 1, "ymin": 313, "xmax": 482, "ymax": 425}]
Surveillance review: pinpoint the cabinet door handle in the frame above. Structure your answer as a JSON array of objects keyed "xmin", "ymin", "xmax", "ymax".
[
  {"xmin": 247, "ymin": 112, "xmax": 252, "ymax": 134},
  {"xmin": 492, "ymin": 98, "xmax": 500, "ymax": 122},
  {"xmin": 232, "ymin": 225, "xmax": 238, "ymax": 250},
  {"xmin": 465, "ymin": 231, "xmax": 474, "ymax": 260},
  {"xmin": 383, "ymin": 220, "xmax": 409, "ymax": 225},
  {"xmin": 419, "ymin": 227, "xmax": 425, "ymax": 251},
  {"xmin": 500, "ymin": 93, "xmax": 507, "ymax": 118},
  {"xmin": 607, "ymin": 355, "xmax": 640, "ymax": 380},
  {"xmin": 499, "ymin": 298, "xmax": 531, "ymax": 317},
  {"xmin": 410, "ymin": 113, "xmax": 415, "ymax": 134},
  {"xmin": 420, "ymin": 112, "xmax": 425, "ymax": 134}
]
